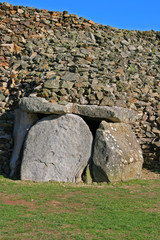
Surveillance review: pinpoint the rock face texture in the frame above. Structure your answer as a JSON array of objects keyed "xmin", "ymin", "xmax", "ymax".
[
  {"xmin": 21, "ymin": 114, "xmax": 93, "ymax": 182},
  {"xmin": 10, "ymin": 109, "xmax": 38, "ymax": 178},
  {"xmin": 93, "ymin": 121, "xmax": 144, "ymax": 183},
  {"xmin": 0, "ymin": 2, "xmax": 160, "ymax": 176},
  {"xmin": 74, "ymin": 104, "xmax": 138, "ymax": 123},
  {"xmin": 19, "ymin": 97, "xmax": 73, "ymax": 114},
  {"xmin": 19, "ymin": 97, "xmax": 138, "ymax": 123}
]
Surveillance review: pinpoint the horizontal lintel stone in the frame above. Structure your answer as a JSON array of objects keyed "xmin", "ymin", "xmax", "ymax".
[{"xmin": 19, "ymin": 97, "xmax": 139, "ymax": 123}]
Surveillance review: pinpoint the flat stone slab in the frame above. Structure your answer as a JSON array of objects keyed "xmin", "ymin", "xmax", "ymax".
[
  {"xmin": 21, "ymin": 114, "xmax": 93, "ymax": 182},
  {"xmin": 19, "ymin": 97, "xmax": 138, "ymax": 123},
  {"xmin": 19, "ymin": 97, "xmax": 73, "ymax": 114},
  {"xmin": 93, "ymin": 121, "xmax": 144, "ymax": 183},
  {"xmin": 74, "ymin": 104, "xmax": 138, "ymax": 123}
]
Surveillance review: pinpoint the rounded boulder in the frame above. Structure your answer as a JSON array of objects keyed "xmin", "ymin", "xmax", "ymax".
[{"xmin": 21, "ymin": 114, "xmax": 93, "ymax": 182}]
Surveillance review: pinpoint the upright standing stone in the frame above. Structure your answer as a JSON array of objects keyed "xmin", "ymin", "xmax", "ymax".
[
  {"xmin": 21, "ymin": 114, "xmax": 93, "ymax": 182},
  {"xmin": 93, "ymin": 121, "xmax": 144, "ymax": 183},
  {"xmin": 10, "ymin": 109, "xmax": 38, "ymax": 178}
]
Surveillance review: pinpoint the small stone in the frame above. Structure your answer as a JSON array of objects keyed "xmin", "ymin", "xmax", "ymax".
[
  {"xmin": 0, "ymin": 93, "xmax": 5, "ymax": 101},
  {"xmin": 62, "ymin": 81, "xmax": 74, "ymax": 89},
  {"xmin": 156, "ymin": 117, "xmax": 160, "ymax": 124},
  {"xmin": 137, "ymin": 45, "xmax": 143, "ymax": 51},
  {"xmin": 18, "ymin": 8, "xmax": 24, "ymax": 14},
  {"xmin": 149, "ymin": 116, "xmax": 155, "ymax": 121},
  {"xmin": 121, "ymin": 39, "xmax": 129, "ymax": 45},
  {"xmin": 38, "ymin": 89, "xmax": 51, "ymax": 98},
  {"xmin": 96, "ymin": 92, "xmax": 103, "ymax": 100},
  {"xmin": 44, "ymin": 78, "xmax": 60, "ymax": 89},
  {"xmin": 128, "ymin": 45, "xmax": 136, "ymax": 51},
  {"xmin": 2, "ymin": 2, "xmax": 12, "ymax": 10},
  {"xmin": 61, "ymin": 73, "xmax": 81, "ymax": 82},
  {"xmin": 100, "ymin": 97, "xmax": 114, "ymax": 107}
]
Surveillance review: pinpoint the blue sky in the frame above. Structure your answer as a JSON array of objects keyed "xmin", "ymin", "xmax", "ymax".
[{"xmin": 1, "ymin": 0, "xmax": 160, "ymax": 31}]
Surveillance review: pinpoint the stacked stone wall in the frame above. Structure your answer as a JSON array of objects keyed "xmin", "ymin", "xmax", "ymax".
[{"xmin": 0, "ymin": 2, "xmax": 160, "ymax": 176}]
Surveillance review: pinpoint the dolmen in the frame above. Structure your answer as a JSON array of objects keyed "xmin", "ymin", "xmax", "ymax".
[{"xmin": 10, "ymin": 97, "xmax": 143, "ymax": 183}]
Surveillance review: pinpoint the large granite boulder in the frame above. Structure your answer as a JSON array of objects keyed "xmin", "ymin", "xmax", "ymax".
[
  {"xmin": 21, "ymin": 114, "xmax": 93, "ymax": 182},
  {"xmin": 10, "ymin": 109, "xmax": 38, "ymax": 178},
  {"xmin": 93, "ymin": 121, "xmax": 143, "ymax": 183}
]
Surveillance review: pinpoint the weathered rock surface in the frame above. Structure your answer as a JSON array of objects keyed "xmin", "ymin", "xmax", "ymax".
[
  {"xmin": 10, "ymin": 109, "xmax": 38, "ymax": 178},
  {"xmin": 19, "ymin": 97, "xmax": 138, "ymax": 123},
  {"xmin": 93, "ymin": 121, "xmax": 144, "ymax": 183},
  {"xmin": 21, "ymin": 114, "xmax": 93, "ymax": 182},
  {"xmin": 19, "ymin": 97, "xmax": 73, "ymax": 114},
  {"xmin": 74, "ymin": 104, "xmax": 138, "ymax": 123}
]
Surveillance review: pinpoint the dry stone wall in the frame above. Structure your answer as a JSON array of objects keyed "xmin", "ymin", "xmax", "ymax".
[{"xmin": 0, "ymin": 2, "xmax": 160, "ymax": 176}]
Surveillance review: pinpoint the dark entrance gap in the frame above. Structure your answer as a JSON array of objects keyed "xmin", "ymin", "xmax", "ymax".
[{"xmin": 81, "ymin": 116, "xmax": 101, "ymax": 138}]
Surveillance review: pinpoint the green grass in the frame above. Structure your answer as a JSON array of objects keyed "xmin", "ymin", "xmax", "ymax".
[{"xmin": 0, "ymin": 176, "xmax": 160, "ymax": 240}]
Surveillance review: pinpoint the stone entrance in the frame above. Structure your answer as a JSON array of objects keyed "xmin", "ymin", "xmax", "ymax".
[{"xmin": 10, "ymin": 97, "xmax": 144, "ymax": 183}]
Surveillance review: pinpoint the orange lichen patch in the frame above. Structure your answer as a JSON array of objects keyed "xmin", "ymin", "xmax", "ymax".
[
  {"xmin": 116, "ymin": 68, "xmax": 124, "ymax": 76},
  {"xmin": 72, "ymin": 19, "xmax": 78, "ymax": 24},
  {"xmin": 11, "ymin": 73, "xmax": 18, "ymax": 79},
  {"xmin": 25, "ymin": 13, "xmax": 29, "ymax": 18},
  {"xmin": 52, "ymin": 12, "xmax": 58, "ymax": 16},
  {"xmin": 5, "ymin": 89, "xmax": 10, "ymax": 95},
  {"xmin": 83, "ymin": 22, "xmax": 91, "ymax": 27},
  {"xmin": 55, "ymin": 23, "xmax": 62, "ymax": 27},
  {"xmin": 0, "ymin": 62, "xmax": 9, "ymax": 67},
  {"xmin": 86, "ymin": 56, "xmax": 92, "ymax": 62},
  {"xmin": 50, "ymin": 100, "xmax": 57, "ymax": 103},
  {"xmin": 75, "ymin": 24, "xmax": 82, "ymax": 28},
  {"xmin": 14, "ymin": 44, "xmax": 22, "ymax": 54},
  {"xmin": 89, "ymin": 20, "xmax": 95, "ymax": 24},
  {"xmin": 87, "ymin": 46, "xmax": 94, "ymax": 50},
  {"xmin": 42, "ymin": 9, "xmax": 48, "ymax": 12},
  {"xmin": 131, "ymin": 98, "xmax": 137, "ymax": 103}
]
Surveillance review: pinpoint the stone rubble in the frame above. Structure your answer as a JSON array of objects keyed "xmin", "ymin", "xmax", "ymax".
[{"xmin": 0, "ymin": 2, "xmax": 160, "ymax": 176}]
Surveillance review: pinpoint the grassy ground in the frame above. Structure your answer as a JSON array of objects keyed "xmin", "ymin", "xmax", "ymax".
[{"xmin": 0, "ymin": 175, "xmax": 160, "ymax": 240}]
